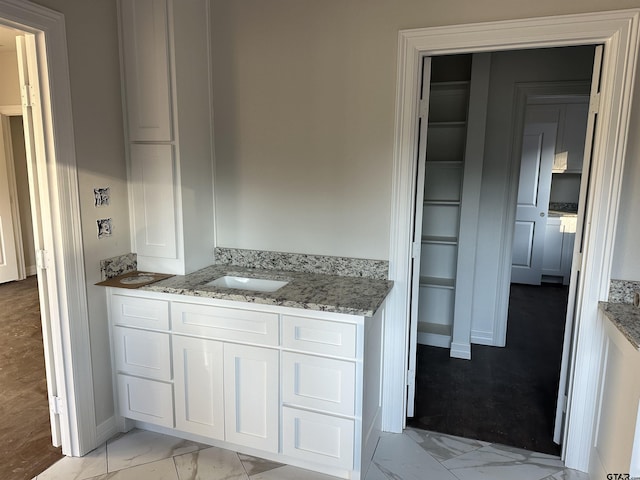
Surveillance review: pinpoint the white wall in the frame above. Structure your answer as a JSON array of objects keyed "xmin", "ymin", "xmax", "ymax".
[
  {"xmin": 30, "ymin": 0, "xmax": 130, "ymax": 427},
  {"xmin": 471, "ymin": 47, "xmax": 595, "ymax": 344}
]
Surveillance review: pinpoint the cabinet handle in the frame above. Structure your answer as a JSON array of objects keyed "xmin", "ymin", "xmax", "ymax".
[{"xmin": 540, "ymin": 212, "xmax": 546, "ymax": 217}]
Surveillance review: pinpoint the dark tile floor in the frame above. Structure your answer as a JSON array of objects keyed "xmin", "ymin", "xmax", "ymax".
[
  {"xmin": 407, "ymin": 283, "xmax": 569, "ymax": 456},
  {"xmin": 0, "ymin": 276, "xmax": 63, "ymax": 480}
]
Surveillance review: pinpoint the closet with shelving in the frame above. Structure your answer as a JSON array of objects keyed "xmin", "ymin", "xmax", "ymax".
[{"xmin": 413, "ymin": 54, "xmax": 490, "ymax": 359}]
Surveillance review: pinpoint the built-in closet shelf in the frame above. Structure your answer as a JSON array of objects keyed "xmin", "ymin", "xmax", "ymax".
[
  {"xmin": 422, "ymin": 236, "xmax": 458, "ymax": 245},
  {"xmin": 424, "ymin": 200, "xmax": 461, "ymax": 206},
  {"xmin": 419, "ymin": 276, "xmax": 455, "ymax": 289},
  {"xmin": 428, "ymin": 121, "xmax": 467, "ymax": 127},
  {"xmin": 417, "ymin": 322, "xmax": 452, "ymax": 349},
  {"xmin": 425, "ymin": 160, "xmax": 463, "ymax": 166},
  {"xmin": 418, "ymin": 321, "xmax": 453, "ymax": 336}
]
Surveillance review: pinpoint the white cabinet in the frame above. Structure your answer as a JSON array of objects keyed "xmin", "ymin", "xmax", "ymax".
[
  {"xmin": 224, "ymin": 343, "xmax": 279, "ymax": 452},
  {"xmin": 129, "ymin": 144, "xmax": 177, "ymax": 259},
  {"xmin": 118, "ymin": 0, "xmax": 214, "ymax": 275},
  {"xmin": 108, "ymin": 289, "xmax": 384, "ymax": 480},
  {"xmin": 113, "ymin": 326, "xmax": 171, "ymax": 381},
  {"xmin": 541, "ymin": 215, "xmax": 576, "ymax": 285},
  {"xmin": 119, "ymin": 0, "xmax": 172, "ymax": 142},
  {"xmin": 172, "ymin": 335, "xmax": 224, "ymax": 439},
  {"xmin": 172, "ymin": 333, "xmax": 279, "ymax": 450},
  {"xmin": 172, "ymin": 302, "xmax": 279, "ymax": 346},
  {"xmin": 590, "ymin": 310, "xmax": 640, "ymax": 479},
  {"xmin": 110, "ymin": 294, "xmax": 174, "ymax": 428},
  {"xmin": 282, "ymin": 406, "xmax": 355, "ymax": 470},
  {"xmin": 280, "ymin": 311, "xmax": 384, "ymax": 479},
  {"xmin": 282, "ymin": 352, "xmax": 356, "ymax": 416},
  {"xmin": 117, "ymin": 374, "xmax": 174, "ymax": 428}
]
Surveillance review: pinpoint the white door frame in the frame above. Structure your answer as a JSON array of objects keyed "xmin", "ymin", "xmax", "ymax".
[
  {"xmin": 0, "ymin": 0, "xmax": 96, "ymax": 457},
  {"xmin": 386, "ymin": 10, "xmax": 639, "ymax": 472}
]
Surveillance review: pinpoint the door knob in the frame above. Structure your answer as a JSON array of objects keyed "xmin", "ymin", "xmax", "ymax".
[{"xmin": 540, "ymin": 212, "xmax": 546, "ymax": 217}]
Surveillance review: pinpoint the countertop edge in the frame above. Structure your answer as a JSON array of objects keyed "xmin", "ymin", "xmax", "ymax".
[
  {"xmin": 599, "ymin": 301, "xmax": 640, "ymax": 350},
  {"xmin": 140, "ymin": 283, "xmax": 388, "ymax": 317}
]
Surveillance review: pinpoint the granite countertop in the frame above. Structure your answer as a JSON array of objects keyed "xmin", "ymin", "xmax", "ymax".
[
  {"xmin": 140, "ymin": 264, "xmax": 393, "ymax": 317},
  {"xmin": 548, "ymin": 210, "xmax": 577, "ymax": 217},
  {"xmin": 599, "ymin": 301, "xmax": 640, "ymax": 350}
]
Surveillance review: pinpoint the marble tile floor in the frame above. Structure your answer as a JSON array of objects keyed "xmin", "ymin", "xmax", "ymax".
[{"xmin": 32, "ymin": 427, "xmax": 590, "ymax": 480}]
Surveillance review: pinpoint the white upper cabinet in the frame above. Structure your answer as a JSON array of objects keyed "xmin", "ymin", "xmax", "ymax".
[
  {"xmin": 129, "ymin": 144, "xmax": 177, "ymax": 259},
  {"xmin": 119, "ymin": 0, "xmax": 215, "ymax": 275},
  {"xmin": 120, "ymin": 0, "xmax": 172, "ymax": 142}
]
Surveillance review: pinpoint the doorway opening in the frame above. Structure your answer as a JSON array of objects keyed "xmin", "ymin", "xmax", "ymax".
[
  {"xmin": 406, "ymin": 45, "xmax": 596, "ymax": 455},
  {"xmin": 0, "ymin": 26, "xmax": 65, "ymax": 476},
  {"xmin": 0, "ymin": 0, "xmax": 97, "ymax": 459}
]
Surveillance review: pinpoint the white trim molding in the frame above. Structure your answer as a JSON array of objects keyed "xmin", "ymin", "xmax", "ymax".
[
  {"xmin": 0, "ymin": 0, "xmax": 96, "ymax": 457},
  {"xmin": 387, "ymin": 9, "xmax": 640, "ymax": 472}
]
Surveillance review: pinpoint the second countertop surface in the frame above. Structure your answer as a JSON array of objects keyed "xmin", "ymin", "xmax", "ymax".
[{"xmin": 140, "ymin": 264, "xmax": 393, "ymax": 317}]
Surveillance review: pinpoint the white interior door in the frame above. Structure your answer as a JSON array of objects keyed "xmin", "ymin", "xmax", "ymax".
[
  {"xmin": 511, "ymin": 108, "xmax": 558, "ymax": 285},
  {"xmin": 553, "ymin": 45, "xmax": 603, "ymax": 446},
  {"xmin": 0, "ymin": 116, "xmax": 20, "ymax": 284},
  {"xmin": 406, "ymin": 56, "xmax": 431, "ymax": 418},
  {"xmin": 16, "ymin": 33, "xmax": 63, "ymax": 447}
]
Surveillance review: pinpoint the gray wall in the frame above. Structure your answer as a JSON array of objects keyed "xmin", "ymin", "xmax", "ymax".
[{"xmin": 17, "ymin": 0, "xmax": 640, "ymax": 431}]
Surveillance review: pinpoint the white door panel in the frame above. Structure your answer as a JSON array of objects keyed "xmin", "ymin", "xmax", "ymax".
[
  {"xmin": 16, "ymin": 34, "xmax": 63, "ymax": 447},
  {"xmin": 554, "ymin": 45, "xmax": 603, "ymax": 447},
  {"xmin": 511, "ymin": 113, "xmax": 558, "ymax": 285},
  {"xmin": 407, "ymin": 56, "xmax": 432, "ymax": 417},
  {"xmin": 223, "ymin": 343, "xmax": 278, "ymax": 452}
]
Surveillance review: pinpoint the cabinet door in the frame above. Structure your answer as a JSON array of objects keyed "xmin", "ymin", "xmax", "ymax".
[
  {"xmin": 224, "ymin": 344, "xmax": 279, "ymax": 452},
  {"xmin": 120, "ymin": 0, "xmax": 172, "ymax": 141},
  {"xmin": 173, "ymin": 335, "xmax": 224, "ymax": 439},
  {"xmin": 130, "ymin": 144, "xmax": 177, "ymax": 259}
]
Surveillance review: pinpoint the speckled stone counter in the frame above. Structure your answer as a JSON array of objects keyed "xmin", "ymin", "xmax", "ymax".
[
  {"xmin": 599, "ymin": 301, "xmax": 640, "ymax": 350},
  {"xmin": 141, "ymin": 264, "xmax": 393, "ymax": 317}
]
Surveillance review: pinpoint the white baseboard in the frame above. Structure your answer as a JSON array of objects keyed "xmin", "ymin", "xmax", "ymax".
[
  {"xmin": 471, "ymin": 329, "xmax": 495, "ymax": 346},
  {"xmin": 450, "ymin": 342, "xmax": 471, "ymax": 359},
  {"xmin": 96, "ymin": 416, "xmax": 118, "ymax": 445},
  {"xmin": 26, "ymin": 265, "xmax": 36, "ymax": 276}
]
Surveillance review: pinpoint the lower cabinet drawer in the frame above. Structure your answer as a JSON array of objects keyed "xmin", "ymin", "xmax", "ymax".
[
  {"xmin": 117, "ymin": 374, "xmax": 174, "ymax": 428},
  {"xmin": 282, "ymin": 352, "xmax": 356, "ymax": 416},
  {"xmin": 172, "ymin": 302, "xmax": 279, "ymax": 346},
  {"xmin": 111, "ymin": 294, "xmax": 169, "ymax": 330},
  {"xmin": 113, "ymin": 326, "xmax": 171, "ymax": 380},
  {"xmin": 282, "ymin": 315, "xmax": 357, "ymax": 358},
  {"xmin": 282, "ymin": 407, "xmax": 354, "ymax": 469}
]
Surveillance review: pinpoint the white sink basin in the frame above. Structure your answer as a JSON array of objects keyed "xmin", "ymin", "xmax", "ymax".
[{"xmin": 205, "ymin": 275, "xmax": 289, "ymax": 292}]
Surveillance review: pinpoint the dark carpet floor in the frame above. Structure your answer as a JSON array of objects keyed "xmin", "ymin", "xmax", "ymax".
[
  {"xmin": 0, "ymin": 276, "xmax": 63, "ymax": 480},
  {"xmin": 407, "ymin": 283, "xmax": 568, "ymax": 456}
]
